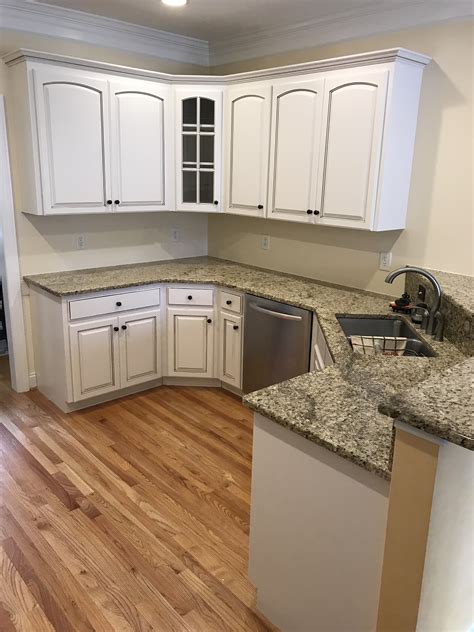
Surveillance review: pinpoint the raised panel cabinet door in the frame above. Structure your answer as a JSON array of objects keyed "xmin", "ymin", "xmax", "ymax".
[
  {"xmin": 118, "ymin": 309, "xmax": 161, "ymax": 387},
  {"xmin": 69, "ymin": 317, "xmax": 120, "ymax": 402},
  {"xmin": 33, "ymin": 67, "xmax": 111, "ymax": 215},
  {"xmin": 268, "ymin": 78, "xmax": 325, "ymax": 223},
  {"xmin": 110, "ymin": 79, "xmax": 174, "ymax": 212},
  {"xmin": 175, "ymin": 88, "xmax": 223, "ymax": 213},
  {"xmin": 219, "ymin": 312, "xmax": 243, "ymax": 389},
  {"xmin": 167, "ymin": 308, "xmax": 214, "ymax": 377},
  {"xmin": 225, "ymin": 84, "xmax": 271, "ymax": 217},
  {"xmin": 317, "ymin": 70, "xmax": 389, "ymax": 229}
]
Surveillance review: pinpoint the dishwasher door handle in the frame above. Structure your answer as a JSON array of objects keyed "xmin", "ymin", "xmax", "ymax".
[{"xmin": 249, "ymin": 302, "xmax": 303, "ymax": 322}]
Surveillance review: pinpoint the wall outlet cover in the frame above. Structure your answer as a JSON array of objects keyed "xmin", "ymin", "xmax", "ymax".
[
  {"xmin": 261, "ymin": 235, "xmax": 270, "ymax": 250},
  {"xmin": 76, "ymin": 234, "xmax": 86, "ymax": 250},
  {"xmin": 171, "ymin": 228, "xmax": 180, "ymax": 242},
  {"xmin": 379, "ymin": 251, "xmax": 392, "ymax": 271}
]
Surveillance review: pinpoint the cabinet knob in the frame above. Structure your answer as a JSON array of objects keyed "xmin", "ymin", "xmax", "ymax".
[
  {"xmin": 114, "ymin": 200, "xmax": 121, "ymax": 205},
  {"xmin": 113, "ymin": 326, "xmax": 119, "ymax": 332},
  {"xmin": 257, "ymin": 204, "xmax": 263, "ymax": 210},
  {"xmin": 187, "ymin": 295, "xmax": 193, "ymax": 300},
  {"xmin": 233, "ymin": 325, "xmax": 239, "ymax": 330},
  {"xmin": 314, "ymin": 210, "xmax": 320, "ymax": 216},
  {"xmin": 207, "ymin": 319, "xmax": 212, "ymax": 324},
  {"xmin": 121, "ymin": 325, "xmax": 127, "ymax": 330},
  {"xmin": 226, "ymin": 299, "xmax": 232, "ymax": 305},
  {"xmin": 307, "ymin": 209, "xmax": 313, "ymax": 215},
  {"xmin": 106, "ymin": 199, "xmax": 113, "ymax": 205},
  {"xmin": 116, "ymin": 301, "xmax": 122, "ymax": 307},
  {"xmin": 213, "ymin": 200, "xmax": 219, "ymax": 205}
]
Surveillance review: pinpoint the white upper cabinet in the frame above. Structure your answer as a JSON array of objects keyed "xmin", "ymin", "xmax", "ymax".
[
  {"xmin": 316, "ymin": 70, "xmax": 388, "ymax": 229},
  {"xmin": 8, "ymin": 49, "xmax": 428, "ymax": 225},
  {"xmin": 175, "ymin": 87, "xmax": 223, "ymax": 212},
  {"xmin": 110, "ymin": 79, "xmax": 174, "ymax": 212},
  {"xmin": 268, "ymin": 78, "xmax": 324, "ymax": 223},
  {"xmin": 33, "ymin": 67, "xmax": 111, "ymax": 215},
  {"xmin": 224, "ymin": 83, "xmax": 271, "ymax": 217}
]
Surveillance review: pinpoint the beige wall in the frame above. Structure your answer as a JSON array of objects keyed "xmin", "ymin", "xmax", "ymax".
[
  {"xmin": 209, "ymin": 20, "xmax": 474, "ymax": 294},
  {"xmin": 0, "ymin": 30, "xmax": 208, "ymax": 377}
]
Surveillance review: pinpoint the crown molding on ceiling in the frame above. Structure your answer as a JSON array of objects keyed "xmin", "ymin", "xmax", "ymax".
[
  {"xmin": 0, "ymin": 0, "xmax": 209, "ymax": 67},
  {"xmin": 0, "ymin": 0, "xmax": 472, "ymax": 70},
  {"xmin": 209, "ymin": 0, "xmax": 474, "ymax": 66}
]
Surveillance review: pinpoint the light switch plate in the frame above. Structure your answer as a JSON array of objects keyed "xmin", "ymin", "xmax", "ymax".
[{"xmin": 379, "ymin": 251, "xmax": 392, "ymax": 271}]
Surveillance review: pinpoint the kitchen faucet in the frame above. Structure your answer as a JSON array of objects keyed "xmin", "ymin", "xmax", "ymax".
[{"xmin": 385, "ymin": 266, "xmax": 442, "ymax": 337}]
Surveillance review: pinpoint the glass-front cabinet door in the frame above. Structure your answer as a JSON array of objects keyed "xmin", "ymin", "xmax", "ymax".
[{"xmin": 175, "ymin": 87, "xmax": 223, "ymax": 212}]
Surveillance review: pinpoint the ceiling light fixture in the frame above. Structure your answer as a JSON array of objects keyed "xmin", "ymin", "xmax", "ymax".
[{"xmin": 161, "ymin": 0, "xmax": 188, "ymax": 6}]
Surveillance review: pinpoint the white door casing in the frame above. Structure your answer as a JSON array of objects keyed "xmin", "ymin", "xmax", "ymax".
[
  {"xmin": 225, "ymin": 83, "xmax": 271, "ymax": 217},
  {"xmin": 268, "ymin": 78, "xmax": 325, "ymax": 223},
  {"xmin": 110, "ymin": 79, "xmax": 174, "ymax": 212},
  {"xmin": 33, "ymin": 67, "xmax": 111, "ymax": 214},
  {"xmin": 317, "ymin": 70, "xmax": 389, "ymax": 229}
]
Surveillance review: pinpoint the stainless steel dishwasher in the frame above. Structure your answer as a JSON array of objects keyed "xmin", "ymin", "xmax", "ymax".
[{"xmin": 243, "ymin": 295, "xmax": 312, "ymax": 393}]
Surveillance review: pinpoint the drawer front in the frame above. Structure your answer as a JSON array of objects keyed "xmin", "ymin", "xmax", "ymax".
[
  {"xmin": 219, "ymin": 291, "xmax": 242, "ymax": 314},
  {"xmin": 69, "ymin": 289, "xmax": 160, "ymax": 320},
  {"xmin": 167, "ymin": 288, "xmax": 214, "ymax": 306}
]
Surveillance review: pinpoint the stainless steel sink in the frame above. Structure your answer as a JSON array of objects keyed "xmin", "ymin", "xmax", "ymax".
[{"xmin": 337, "ymin": 316, "xmax": 436, "ymax": 357}]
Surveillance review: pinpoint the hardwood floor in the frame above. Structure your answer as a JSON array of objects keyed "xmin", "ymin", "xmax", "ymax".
[{"xmin": 0, "ymin": 365, "xmax": 275, "ymax": 631}]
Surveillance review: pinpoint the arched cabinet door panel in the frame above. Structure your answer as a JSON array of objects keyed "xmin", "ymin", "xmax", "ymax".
[
  {"xmin": 175, "ymin": 87, "xmax": 223, "ymax": 213},
  {"xmin": 317, "ymin": 70, "xmax": 388, "ymax": 229},
  {"xmin": 268, "ymin": 78, "xmax": 324, "ymax": 224},
  {"xmin": 110, "ymin": 80, "xmax": 174, "ymax": 212},
  {"xmin": 224, "ymin": 84, "xmax": 271, "ymax": 217},
  {"xmin": 33, "ymin": 67, "xmax": 111, "ymax": 214}
]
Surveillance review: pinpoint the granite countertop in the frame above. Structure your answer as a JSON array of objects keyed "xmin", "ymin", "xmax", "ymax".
[
  {"xmin": 24, "ymin": 256, "xmax": 470, "ymax": 480},
  {"xmin": 379, "ymin": 357, "xmax": 473, "ymax": 450}
]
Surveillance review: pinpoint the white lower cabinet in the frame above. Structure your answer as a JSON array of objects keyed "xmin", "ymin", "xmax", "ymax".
[
  {"xmin": 118, "ymin": 310, "xmax": 161, "ymax": 387},
  {"xmin": 69, "ymin": 316, "xmax": 121, "ymax": 401},
  {"xmin": 167, "ymin": 307, "xmax": 215, "ymax": 377},
  {"xmin": 69, "ymin": 309, "xmax": 161, "ymax": 402},
  {"xmin": 219, "ymin": 311, "xmax": 243, "ymax": 389}
]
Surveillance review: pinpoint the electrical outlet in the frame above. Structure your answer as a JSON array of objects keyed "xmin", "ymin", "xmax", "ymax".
[
  {"xmin": 379, "ymin": 251, "xmax": 392, "ymax": 271},
  {"xmin": 171, "ymin": 228, "xmax": 180, "ymax": 242},
  {"xmin": 261, "ymin": 235, "xmax": 270, "ymax": 250},
  {"xmin": 76, "ymin": 234, "xmax": 86, "ymax": 250}
]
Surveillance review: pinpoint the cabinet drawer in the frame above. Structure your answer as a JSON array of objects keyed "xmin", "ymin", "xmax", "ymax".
[
  {"xmin": 219, "ymin": 291, "xmax": 242, "ymax": 314},
  {"xmin": 69, "ymin": 289, "xmax": 160, "ymax": 320},
  {"xmin": 167, "ymin": 288, "xmax": 214, "ymax": 306}
]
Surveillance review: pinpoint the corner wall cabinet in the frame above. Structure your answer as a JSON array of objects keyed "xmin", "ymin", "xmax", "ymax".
[
  {"xmin": 175, "ymin": 87, "xmax": 223, "ymax": 212},
  {"xmin": 6, "ymin": 48, "xmax": 430, "ymax": 229}
]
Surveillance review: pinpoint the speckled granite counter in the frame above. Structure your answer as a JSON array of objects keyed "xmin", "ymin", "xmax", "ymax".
[
  {"xmin": 24, "ymin": 256, "xmax": 470, "ymax": 480},
  {"xmin": 379, "ymin": 358, "xmax": 473, "ymax": 450}
]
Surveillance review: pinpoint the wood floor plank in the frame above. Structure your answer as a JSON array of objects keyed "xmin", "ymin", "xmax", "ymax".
[{"xmin": 0, "ymin": 373, "xmax": 276, "ymax": 632}]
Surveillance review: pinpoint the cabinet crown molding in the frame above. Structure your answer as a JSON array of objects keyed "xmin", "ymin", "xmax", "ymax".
[{"xmin": 3, "ymin": 47, "xmax": 431, "ymax": 84}]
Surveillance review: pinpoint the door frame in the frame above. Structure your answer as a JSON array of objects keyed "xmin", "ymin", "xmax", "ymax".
[{"xmin": 0, "ymin": 96, "xmax": 30, "ymax": 392}]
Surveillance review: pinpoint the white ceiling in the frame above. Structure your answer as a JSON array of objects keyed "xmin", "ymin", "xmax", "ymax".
[{"xmin": 31, "ymin": 0, "xmax": 416, "ymax": 42}]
